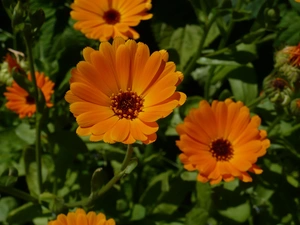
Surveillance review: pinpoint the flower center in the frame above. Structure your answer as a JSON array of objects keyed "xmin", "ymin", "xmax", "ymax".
[
  {"xmin": 209, "ymin": 138, "xmax": 233, "ymax": 161},
  {"xmin": 103, "ymin": 9, "xmax": 121, "ymax": 25},
  {"xmin": 110, "ymin": 88, "xmax": 144, "ymax": 120},
  {"xmin": 26, "ymin": 95, "xmax": 35, "ymax": 105}
]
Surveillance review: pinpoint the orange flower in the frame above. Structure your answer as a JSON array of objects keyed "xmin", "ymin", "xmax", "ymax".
[
  {"xmin": 65, "ymin": 37, "xmax": 186, "ymax": 144},
  {"xmin": 176, "ymin": 99, "xmax": 270, "ymax": 185},
  {"xmin": 4, "ymin": 72, "xmax": 54, "ymax": 118},
  {"xmin": 48, "ymin": 208, "xmax": 115, "ymax": 225},
  {"xmin": 70, "ymin": 0, "xmax": 153, "ymax": 41},
  {"xmin": 281, "ymin": 44, "xmax": 300, "ymax": 67}
]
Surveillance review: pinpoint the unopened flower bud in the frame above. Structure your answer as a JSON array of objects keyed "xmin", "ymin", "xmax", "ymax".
[
  {"xmin": 263, "ymin": 75, "xmax": 293, "ymax": 106},
  {"xmin": 290, "ymin": 98, "xmax": 300, "ymax": 117}
]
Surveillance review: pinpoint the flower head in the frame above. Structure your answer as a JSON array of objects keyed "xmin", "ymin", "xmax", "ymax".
[
  {"xmin": 70, "ymin": 0, "xmax": 153, "ymax": 41},
  {"xmin": 280, "ymin": 44, "xmax": 300, "ymax": 67},
  {"xmin": 176, "ymin": 99, "xmax": 270, "ymax": 185},
  {"xmin": 0, "ymin": 49, "xmax": 27, "ymax": 86},
  {"xmin": 65, "ymin": 37, "xmax": 186, "ymax": 144},
  {"xmin": 48, "ymin": 208, "xmax": 115, "ymax": 225},
  {"xmin": 263, "ymin": 74, "xmax": 293, "ymax": 106},
  {"xmin": 4, "ymin": 71, "xmax": 54, "ymax": 118}
]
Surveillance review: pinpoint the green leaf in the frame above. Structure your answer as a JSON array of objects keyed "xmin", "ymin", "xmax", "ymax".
[
  {"xmin": 180, "ymin": 171, "xmax": 197, "ymax": 181},
  {"xmin": 218, "ymin": 201, "xmax": 251, "ymax": 223},
  {"xmin": 152, "ymin": 203, "xmax": 178, "ymax": 215},
  {"xmin": 0, "ymin": 167, "xmax": 18, "ymax": 187},
  {"xmin": 228, "ymin": 66, "xmax": 258, "ymax": 104},
  {"xmin": 275, "ymin": 10, "xmax": 300, "ymax": 47},
  {"xmin": 197, "ymin": 57, "xmax": 240, "ymax": 66},
  {"xmin": 23, "ymin": 148, "xmax": 54, "ymax": 197},
  {"xmin": 196, "ymin": 183, "xmax": 212, "ymax": 209},
  {"xmin": 186, "ymin": 207, "xmax": 209, "ymax": 225},
  {"xmin": 0, "ymin": 197, "xmax": 18, "ymax": 222},
  {"xmin": 130, "ymin": 204, "xmax": 146, "ymax": 221},
  {"xmin": 7, "ymin": 202, "xmax": 43, "ymax": 224},
  {"xmin": 168, "ymin": 24, "xmax": 202, "ymax": 71},
  {"xmin": 15, "ymin": 123, "xmax": 35, "ymax": 145},
  {"xmin": 124, "ymin": 158, "xmax": 138, "ymax": 175}
]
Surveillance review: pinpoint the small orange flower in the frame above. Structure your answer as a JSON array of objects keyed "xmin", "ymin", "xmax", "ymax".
[
  {"xmin": 65, "ymin": 37, "xmax": 186, "ymax": 144},
  {"xmin": 70, "ymin": 0, "xmax": 153, "ymax": 41},
  {"xmin": 4, "ymin": 72, "xmax": 54, "ymax": 118},
  {"xmin": 281, "ymin": 44, "xmax": 300, "ymax": 67},
  {"xmin": 48, "ymin": 208, "xmax": 115, "ymax": 225},
  {"xmin": 176, "ymin": 99, "xmax": 270, "ymax": 185}
]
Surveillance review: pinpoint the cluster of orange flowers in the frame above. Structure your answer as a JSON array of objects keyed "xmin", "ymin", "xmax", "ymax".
[{"xmin": 1, "ymin": 0, "xmax": 275, "ymax": 223}]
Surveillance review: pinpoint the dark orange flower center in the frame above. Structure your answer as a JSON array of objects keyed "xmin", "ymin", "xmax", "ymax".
[
  {"xmin": 273, "ymin": 78, "xmax": 288, "ymax": 91},
  {"xmin": 103, "ymin": 9, "xmax": 121, "ymax": 25},
  {"xmin": 209, "ymin": 138, "xmax": 233, "ymax": 161},
  {"xmin": 110, "ymin": 89, "xmax": 144, "ymax": 120},
  {"xmin": 26, "ymin": 95, "xmax": 35, "ymax": 105}
]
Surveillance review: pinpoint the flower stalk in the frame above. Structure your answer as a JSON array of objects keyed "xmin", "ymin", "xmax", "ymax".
[
  {"xmin": 64, "ymin": 144, "xmax": 135, "ymax": 209},
  {"xmin": 0, "ymin": 185, "xmax": 38, "ymax": 203},
  {"xmin": 23, "ymin": 29, "xmax": 43, "ymax": 195}
]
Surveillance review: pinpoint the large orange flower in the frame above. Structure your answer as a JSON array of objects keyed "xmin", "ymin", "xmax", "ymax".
[
  {"xmin": 65, "ymin": 37, "xmax": 186, "ymax": 144},
  {"xmin": 48, "ymin": 208, "xmax": 115, "ymax": 225},
  {"xmin": 70, "ymin": 0, "xmax": 153, "ymax": 41},
  {"xmin": 4, "ymin": 72, "xmax": 54, "ymax": 118},
  {"xmin": 176, "ymin": 99, "xmax": 270, "ymax": 185}
]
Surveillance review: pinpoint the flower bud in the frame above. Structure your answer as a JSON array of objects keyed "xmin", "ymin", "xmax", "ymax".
[
  {"xmin": 290, "ymin": 98, "xmax": 300, "ymax": 117},
  {"xmin": 11, "ymin": 0, "xmax": 28, "ymax": 31},
  {"xmin": 263, "ymin": 75, "xmax": 293, "ymax": 106}
]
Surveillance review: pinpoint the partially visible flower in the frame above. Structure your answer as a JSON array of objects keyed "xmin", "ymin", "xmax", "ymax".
[
  {"xmin": 296, "ymin": 0, "xmax": 300, "ymax": 3},
  {"xmin": 70, "ymin": 0, "xmax": 153, "ymax": 41},
  {"xmin": 48, "ymin": 208, "xmax": 115, "ymax": 225},
  {"xmin": 280, "ymin": 44, "xmax": 300, "ymax": 67},
  {"xmin": 0, "ymin": 49, "xmax": 27, "ymax": 86},
  {"xmin": 65, "ymin": 37, "xmax": 186, "ymax": 144},
  {"xmin": 290, "ymin": 98, "xmax": 300, "ymax": 117},
  {"xmin": 176, "ymin": 99, "xmax": 270, "ymax": 185},
  {"xmin": 263, "ymin": 74, "xmax": 293, "ymax": 106},
  {"xmin": 4, "ymin": 71, "xmax": 54, "ymax": 118}
]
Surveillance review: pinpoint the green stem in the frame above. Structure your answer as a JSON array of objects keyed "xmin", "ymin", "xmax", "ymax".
[
  {"xmin": 247, "ymin": 93, "xmax": 267, "ymax": 109},
  {"xmin": 183, "ymin": 12, "xmax": 218, "ymax": 77},
  {"xmin": 267, "ymin": 115, "xmax": 282, "ymax": 135},
  {"xmin": 0, "ymin": 185, "xmax": 38, "ymax": 203},
  {"xmin": 120, "ymin": 144, "xmax": 134, "ymax": 171},
  {"xmin": 65, "ymin": 144, "xmax": 134, "ymax": 209},
  {"xmin": 23, "ymin": 34, "xmax": 42, "ymax": 195}
]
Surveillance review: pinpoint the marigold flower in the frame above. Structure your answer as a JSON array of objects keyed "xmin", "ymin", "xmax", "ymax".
[
  {"xmin": 48, "ymin": 208, "xmax": 115, "ymax": 225},
  {"xmin": 176, "ymin": 99, "xmax": 270, "ymax": 185},
  {"xmin": 280, "ymin": 44, "xmax": 300, "ymax": 67},
  {"xmin": 0, "ymin": 49, "xmax": 27, "ymax": 86},
  {"xmin": 4, "ymin": 71, "xmax": 54, "ymax": 118},
  {"xmin": 65, "ymin": 37, "xmax": 186, "ymax": 144},
  {"xmin": 70, "ymin": 0, "xmax": 153, "ymax": 41}
]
